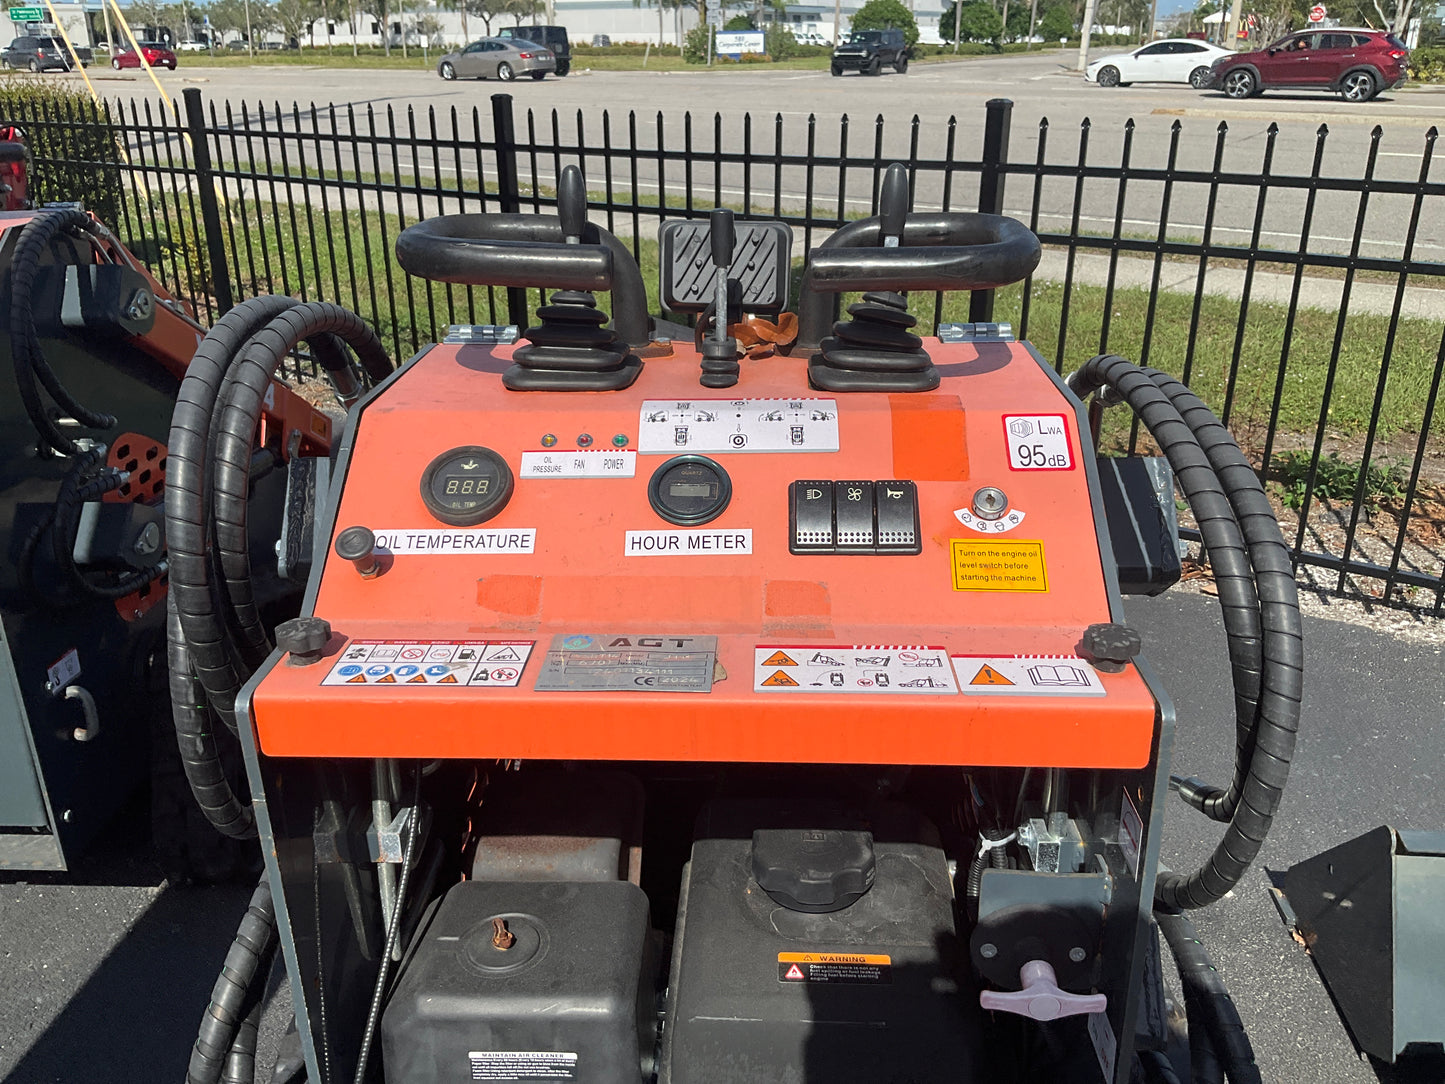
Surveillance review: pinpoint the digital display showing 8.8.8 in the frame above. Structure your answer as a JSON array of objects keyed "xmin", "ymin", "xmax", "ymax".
[{"xmin": 442, "ymin": 476, "xmax": 492, "ymax": 497}]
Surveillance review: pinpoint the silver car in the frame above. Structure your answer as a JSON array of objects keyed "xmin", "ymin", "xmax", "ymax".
[{"xmin": 437, "ymin": 37, "xmax": 555, "ymax": 82}]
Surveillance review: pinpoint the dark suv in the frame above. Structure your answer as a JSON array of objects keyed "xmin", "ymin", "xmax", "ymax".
[
  {"xmin": 831, "ymin": 28, "xmax": 908, "ymax": 76},
  {"xmin": 496, "ymin": 25, "xmax": 571, "ymax": 75},
  {"xmin": 2, "ymin": 35, "xmax": 92, "ymax": 72},
  {"xmin": 1209, "ymin": 28, "xmax": 1407, "ymax": 102}
]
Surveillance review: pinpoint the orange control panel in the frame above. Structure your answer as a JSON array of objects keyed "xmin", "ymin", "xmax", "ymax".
[{"xmin": 250, "ymin": 338, "xmax": 1158, "ymax": 768}]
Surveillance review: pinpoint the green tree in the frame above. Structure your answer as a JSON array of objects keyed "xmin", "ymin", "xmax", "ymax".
[
  {"xmin": 939, "ymin": 0, "xmax": 1001, "ymax": 41},
  {"xmin": 501, "ymin": 0, "xmax": 542, "ymax": 23},
  {"xmin": 206, "ymin": 0, "xmax": 247, "ymax": 42},
  {"xmin": 848, "ymin": 0, "xmax": 918, "ymax": 48},
  {"xmin": 683, "ymin": 21, "xmax": 711, "ymax": 60},
  {"xmin": 723, "ymin": 12, "xmax": 752, "ymax": 26},
  {"xmin": 357, "ymin": 0, "xmax": 393, "ymax": 51},
  {"xmin": 1037, "ymin": 1, "xmax": 1073, "ymax": 39},
  {"xmin": 273, "ymin": 0, "xmax": 321, "ymax": 43}
]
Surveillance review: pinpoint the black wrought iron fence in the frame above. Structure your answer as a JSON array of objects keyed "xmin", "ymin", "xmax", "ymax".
[{"xmin": 4, "ymin": 87, "xmax": 1441, "ymax": 611}]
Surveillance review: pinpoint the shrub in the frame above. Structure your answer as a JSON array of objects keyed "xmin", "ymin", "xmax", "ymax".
[
  {"xmin": 1272, "ymin": 449, "xmax": 1406, "ymax": 511},
  {"xmin": 1408, "ymin": 45, "xmax": 1445, "ymax": 82},
  {"xmin": 0, "ymin": 76, "xmax": 124, "ymax": 225}
]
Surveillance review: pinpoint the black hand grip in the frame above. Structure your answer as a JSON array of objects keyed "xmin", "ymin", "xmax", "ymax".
[
  {"xmin": 878, "ymin": 164, "xmax": 908, "ymax": 243},
  {"xmin": 557, "ymin": 165, "xmax": 586, "ymax": 242},
  {"xmin": 710, "ymin": 208, "xmax": 735, "ymax": 269}
]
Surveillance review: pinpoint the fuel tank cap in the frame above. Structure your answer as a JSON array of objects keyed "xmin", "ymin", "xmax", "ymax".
[{"xmin": 751, "ymin": 828, "xmax": 876, "ymax": 914}]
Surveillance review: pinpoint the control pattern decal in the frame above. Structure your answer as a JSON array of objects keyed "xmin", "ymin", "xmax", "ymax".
[{"xmin": 638, "ymin": 399, "xmax": 839, "ymax": 454}]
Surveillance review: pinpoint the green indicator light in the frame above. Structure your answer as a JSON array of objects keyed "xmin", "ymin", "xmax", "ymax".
[{"xmin": 612, "ymin": 433, "xmax": 629, "ymax": 448}]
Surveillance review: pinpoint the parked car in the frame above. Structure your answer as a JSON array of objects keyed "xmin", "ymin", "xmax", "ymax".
[
  {"xmin": 176, "ymin": 39, "xmax": 210, "ymax": 52},
  {"xmin": 495, "ymin": 25, "xmax": 571, "ymax": 75},
  {"xmin": 1208, "ymin": 28, "xmax": 1408, "ymax": 101},
  {"xmin": 1086, "ymin": 38, "xmax": 1232, "ymax": 88},
  {"xmin": 831, "ymin": 28, "xmax": 908, "ymax": 76},
  {"xmin": 111, "ymin": 41, "xmax": 178, "ymax": 69},
  {"xmin": 2, "ymin": 35, "xmax": 92, "ymax": 72},
  {"xmin": 436, "ymin": 37, "xmax": 556, "ymax": 82},
  {"xmin": 590, "ymin": 34, "xmax": 611, "ymax": 47}
]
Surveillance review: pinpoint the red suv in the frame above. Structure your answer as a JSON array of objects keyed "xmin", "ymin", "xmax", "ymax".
[{"xmin": 1209, "ymin": 29, "xmax": 1408, "ymax": 102}]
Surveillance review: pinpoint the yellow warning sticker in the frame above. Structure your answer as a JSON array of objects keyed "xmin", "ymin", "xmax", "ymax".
[
  {"xmin": 950, "ymin": 539, "xmax": 1049, "ymax": 592},
  {"xmin": 777, "ymin": 952, "xmax": 892, "ymax": 984},
  {"xmin": 761, "ymin": 650, "xmax": 798, "ymax": 667}
]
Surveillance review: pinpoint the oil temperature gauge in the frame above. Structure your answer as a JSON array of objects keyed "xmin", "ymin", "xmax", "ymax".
[{"xmin": 420, "ymin": 446, "xmax": 514, "ymax": 526}]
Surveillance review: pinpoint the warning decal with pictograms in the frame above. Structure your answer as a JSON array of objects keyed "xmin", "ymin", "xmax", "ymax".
[
  {"xmin": 952, "ymin": 655, "xmax": 1106, "ymax": 697},
  {"xmin": 321, "ymin": 640, "xmax": 535, "ymax": 688},
  {"xmin": 754, "ymin": 646, "xmax": 958, "ymax": 694}
]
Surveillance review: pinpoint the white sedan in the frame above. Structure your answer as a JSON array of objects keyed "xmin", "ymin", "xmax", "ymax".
[{"xmin": 1085, "ymin": 39, "xmax": 1233, "ymax": 88}]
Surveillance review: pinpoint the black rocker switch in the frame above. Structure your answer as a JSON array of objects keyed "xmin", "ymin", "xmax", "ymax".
[
  {"xmin": 789, "ymin": 481, "xmax": 835, "ymax": 554},
  {"xmin": 874, "ymin": 480, "xmax": 921, "ymax": 555},
  {"xmin": 834, "ymin": 481, "xmax": 876, "ymax": 554}
]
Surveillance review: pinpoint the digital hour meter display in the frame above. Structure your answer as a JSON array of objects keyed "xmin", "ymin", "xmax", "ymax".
[
  {"xmin": 420, "ymin": 446, "xmax": 514, "ymax": 526},
  {"xmin": 648, "ymin": 455, "xmax": 732, "ymax": 526}
]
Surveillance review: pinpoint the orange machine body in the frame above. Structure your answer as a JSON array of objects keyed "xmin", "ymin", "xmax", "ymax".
[{"xmin": 251, "ymin": 337, "xmax": 1156, "ymax": 768}]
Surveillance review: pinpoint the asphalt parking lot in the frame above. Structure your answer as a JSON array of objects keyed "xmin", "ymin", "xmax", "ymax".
[
  {"xmin": 2, "ymin": 591, "xmax": 1443, "ymax": 1083},
  {"xmin": 73, "ymin": 51, "xmax": 1445, "ymax": 263}
]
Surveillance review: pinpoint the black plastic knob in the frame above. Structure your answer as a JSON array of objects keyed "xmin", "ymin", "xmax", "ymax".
[
  {"xmin": 335, "ymin": 525, "xmax": 378, "ymax": 577},
  {"xmin": 752, "ymin": 828, "xmax": 876, "ymax": 914},
  {"xmin": 710, "ymin": 207, "xmax": 735, "ymax": 269},
  {"xmin": 276, "ymin": 616, "xmax": 332, "ymax": 665},
  {"xmin": 1078, "ymin": 622, "xmax": 1142, "ymax": 673}
]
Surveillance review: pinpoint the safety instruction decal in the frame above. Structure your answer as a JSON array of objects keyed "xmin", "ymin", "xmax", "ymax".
[
  {"xmin": 322, "ymin": 640, "xmax": 535, "ymax": 688},
  {"xmin": 372, "ymin": 529, "xmax": 536, "ymax": 556},
  {"xmin": 1002, "ymin": 413, "xmax": 1075, "ymax": 471},
  {"xmin": 534, "ymin": 634, "xmax": 718, "ymax": 693},
  {"xmin": 467, "ymin": 1051, "xmax": 578, "ymax": 1081},
  {"xmin": 951, "ymin": 655, "xmax": 1105, "ymax": 697},
  {"xmin": 778, "ymin": 952, "xmax": 893, "ymax": 985},
  {"xmin": 519, "ymin": 449, "xmax": 635, "ymax": 479},
  {"xmin": 950, "ymin": 539, "xmax": 1048, "ymax": 592},
  {"xmin": 638, "ymin": 399, "xmax": 839, "ymax": 454},
  {"xmin": 753, "ymin": 646, "xmax": 958, "ymax": 694}
]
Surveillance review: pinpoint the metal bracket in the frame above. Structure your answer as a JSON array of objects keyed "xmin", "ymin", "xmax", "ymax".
[{"xmin": 65, "ymin": 685, "xmax": 100, "ymax": 742}]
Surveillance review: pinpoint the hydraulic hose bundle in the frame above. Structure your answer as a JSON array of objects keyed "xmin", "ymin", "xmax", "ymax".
[
  {"xmin": 1069, "ymin": 354, "xmax": 1301, "ymax": 1084},
  {"xmin": 9, "ymin": 207, "xmax": 117, "ymax": 457},
  {"xmin": 170, "ymin": 297, "xmax": 391, "ymax": 1084}
]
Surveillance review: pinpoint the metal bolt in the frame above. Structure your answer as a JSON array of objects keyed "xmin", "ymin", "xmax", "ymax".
[
  {"xmin": 972, "ymin": 486, "xmax": 1009, "ymax": 520},
  {"xmin": 1069, "ymin": 946, "xmax": 1088, "ymax": 963},
  {"xmin": 124, "ymin": 288, "xmax": 154, "ymax": 322},
  {"xmin": 132, "ymin": 521, "xmax": 161, "ymax": 557},
  {"xmin": 979, "ymin": 943, "xmax": 998, "ymax": 959}
]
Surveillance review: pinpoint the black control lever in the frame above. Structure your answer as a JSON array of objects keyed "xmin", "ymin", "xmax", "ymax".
[
  {"xmin": 698, "ymin": 207, "xmax": 740, "ymax": 389},
  {"xmin": 878, "ymin": 167, "xmax": 907, "ymax": 248},
  {"xmin": 558, "ymin": 166, "xmax": 586, "ymax": 244},
  {"xmin": 710, "ymin": 208, "xmax": 735, "ymax": 343}
]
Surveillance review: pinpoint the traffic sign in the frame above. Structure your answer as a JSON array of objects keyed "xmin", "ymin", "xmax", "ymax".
[
  {"xmin": 8, "ymin": 6, "xmax": 44, "ymax": 20},
  {"xmin": 1308, "ymin": 4, "xmax": 1326, "ymax": 21}
]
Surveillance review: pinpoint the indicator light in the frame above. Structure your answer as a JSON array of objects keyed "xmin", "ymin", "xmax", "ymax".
[
  {"xmin": 540, "ymin": 433, "xmax": 558, "ymax": 447},
  {"xmin": 577, "ymin": 433, "xmax": 594, "ymax": 448},
  {"xmin": 612, "ymin": 433, "xmax": 629, "ymax": 448}
]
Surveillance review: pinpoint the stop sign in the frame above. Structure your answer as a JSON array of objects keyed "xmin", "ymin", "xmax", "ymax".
[{"xmin": 1309, "ymin": 4, "xmax": 1326, "ymax": 20}]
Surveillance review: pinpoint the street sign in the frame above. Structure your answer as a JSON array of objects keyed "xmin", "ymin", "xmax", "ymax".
[
  {"xmin": 8, "ymin": 6, "xmax": 44, "ymax": 20},
  {"xmin": 1308, "ymin": 4, "xmax": 1326, "ymax": 20},
  {"xmin": 706, "ymin": 1, "xmax": 723, "ymax": 26}
]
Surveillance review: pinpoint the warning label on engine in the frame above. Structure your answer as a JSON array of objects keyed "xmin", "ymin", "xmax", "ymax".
[
  {"xmin": 952, "ymin": 655, "xmax": 1105, "ymax": 697},
  {"xmin": 466, "ymin": 1050, "xmax": 578, "ymax": 1081},
  {"xmin": 778, "ymin": 952, "xmax": 892, "ymax": 985},
  {"xmin": 1002, "ymin": 413, "xmax": 1075, "ymax": 470},
  {"xmin": 321, "ymin": 640, "xmax": 534, "ymax": 688},
  {"xmin": 753, "ymin": 646, "xmax": 957, "ymax": 694},
  {"xmin": 950, "ymin": 539, "xmax": 1048, "ymax": 592}
]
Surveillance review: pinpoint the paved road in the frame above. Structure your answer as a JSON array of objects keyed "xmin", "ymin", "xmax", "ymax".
[
  {"xmin": 77, "ymin": 52, "xmax": 1445, "ymax": 264},
  {"xmin": 2, "ymin": 590, "xmax": 1442, "ymax": 1083}
]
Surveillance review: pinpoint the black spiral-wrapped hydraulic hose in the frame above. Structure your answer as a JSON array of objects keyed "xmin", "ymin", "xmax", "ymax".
[
  {"xmin": 1067, "ymin": 354, "xmax": 1303, "ymax": 911},
  {"xmin": 187, "ymin": 875, "xmax": 279, "ymax": 1084},
  {"xmin": 9, "ymin": 207, "xmax": 116, "ymax": 456},
  {"xmin": 1156, "ymin": 909, "xmax": 1262, "ymax": 1084}
]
